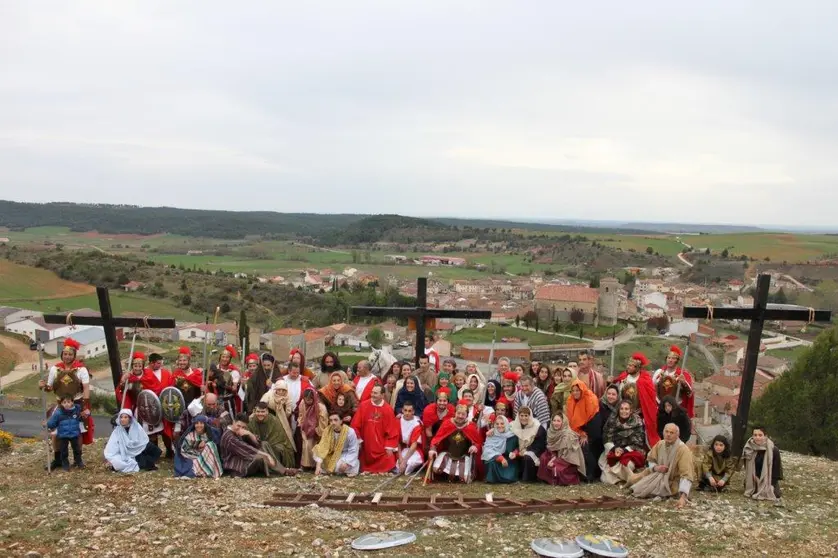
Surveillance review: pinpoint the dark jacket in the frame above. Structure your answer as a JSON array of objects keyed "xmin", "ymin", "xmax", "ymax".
[{"xmin": 47, "ymin": 404, "xmax": 83, "ymax": 439}]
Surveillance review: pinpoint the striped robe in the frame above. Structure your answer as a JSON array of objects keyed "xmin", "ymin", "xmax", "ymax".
[{"xmin": 513, "ymin": 388, "xmax": 551, "ymax": 426}]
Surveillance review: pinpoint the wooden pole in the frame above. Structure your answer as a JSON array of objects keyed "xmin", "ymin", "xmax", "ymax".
[
  {"xmin": 38, "ymin": 345, "xmax": 51, "ymax": 474},
  {"xmin": 415, "ymin": 278, "xmax": 427, "ymax": 367},
  {"xmin": 96, "ymin": 287, "xmax": 124, "ymax": 389}
]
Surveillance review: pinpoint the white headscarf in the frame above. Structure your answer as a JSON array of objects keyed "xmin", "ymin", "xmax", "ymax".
[{"xmin": 104, "ymin": 409, "xmax": 150, "ymax": 473}]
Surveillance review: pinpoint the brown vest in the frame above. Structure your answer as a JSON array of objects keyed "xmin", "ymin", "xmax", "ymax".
[{"xmin": 54, "ymin": 367, "xmax": 82, "ymax": 399}]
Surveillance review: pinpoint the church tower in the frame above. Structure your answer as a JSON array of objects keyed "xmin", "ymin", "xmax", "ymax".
[{"xmin": 598, "ymin": 276, "xmax": 620, "ymax": 326}]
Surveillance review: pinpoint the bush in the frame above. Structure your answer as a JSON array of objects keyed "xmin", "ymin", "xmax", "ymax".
[
  {"xmin": 0, "ymin": 430, "xmax": 13, "ymax": 453},
  {"xmin": 90, "ymin": 392, "xmax": 118, "ymax": 416}
]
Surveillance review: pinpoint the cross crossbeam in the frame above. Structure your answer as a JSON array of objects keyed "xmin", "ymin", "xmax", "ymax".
[
  {"xmin": 43, "ymin": 287, "xmax": 177, "ymax": 388},
  {"xmin": 682, "ymin": 273, "xmax": 831, "ymax": 454},
  {"xmin": 351, "ymin": 277, "xmax": 492, "ymax": 364}
]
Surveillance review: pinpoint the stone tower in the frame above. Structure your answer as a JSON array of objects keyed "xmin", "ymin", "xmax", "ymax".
[{"xmin": 598, "ymin": 276, "xmax": 620, "ymax": 326}]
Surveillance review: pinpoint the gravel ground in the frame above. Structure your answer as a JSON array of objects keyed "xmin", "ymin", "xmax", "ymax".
[{"xmin": 1, "ymin": 438, "xmax": 837, "ymax": 557}]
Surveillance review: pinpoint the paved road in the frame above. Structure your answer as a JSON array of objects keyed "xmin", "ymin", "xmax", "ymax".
[{"xmin": 0, "ymin": 409, "xmax": 113, "ymax": 438}]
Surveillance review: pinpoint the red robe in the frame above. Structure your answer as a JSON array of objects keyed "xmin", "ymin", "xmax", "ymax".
[
  {"xmin": 421, "ymin": 403, "xmax": 455, "ymax": 432},
  {"xmin": 350, "ymin": 399, "xmax": 399, "ymax": 473},
  {"xmin": 115, "ymin": 367, "xmax": 175, "ymax": 438},
  {"xmin": 657, "ymin": 367, "xmax": 695, "ymax": 418},
  {"xmin": 352, "ymin": 375, "xmax": 380, "ymax": 403},
  {"xmin": 172, "ymin": 367, "xmax": 204, "ymax": 388},
  {"xmin": 613, "ymin": 370, "xmax": 660, "ymax": 447},
  {"xmin": 430, "ymin": 418, "xmax": 483, "ymax": 455}
]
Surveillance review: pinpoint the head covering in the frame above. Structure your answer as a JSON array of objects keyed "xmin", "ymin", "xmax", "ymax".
[
  {"xmin": 460, "ymin": 373, "xmax": 485, "ymax": 403},
  {"xmin": 131, "ymin": 351, "xmax": 145, "ymax": 361},
  {"xmin": 245, "ymin": 353, "xmax": 259, "ymax": 363},
  {"xmin": 433, "ymin": 371, "xmax": 451, "ymax": 396},
  {"xmin": 510, "ymin": 407, "xmax": 541, "ymax": 450},
  {"xmin": 481, "ymin": 415, "xmax": 515, "ymax": 461},
  {"xmin": 289, "ymin": 348, "xmax": 304, "ymax": 361},
  {"xmin": 503, "ymin": 371, "xmax": 519, "ymax": 384},
  {"xmin": 63, "ymin": 338, "xmax": 81, "ymax": 351},
  {"xmin": 395, "ymin": 376, "xmax": 428, "ymax": 416},
  {"xmin": 222, "ymin": 344, "xmax": 238, "ymax": 359},
  {"xmin": 631, "ymin": 352, "xmax": 649, "ymax": 367},
  {"xmin": 273, "ymin": 380, "xmax": 288, "ymax": 392},
  {"xmin": 545, "ymin": 413, "xmax": 586, "ymax": 475},
  {"xmin": 436, "ymin": 386, "xmax": 452, "ymax": 400},
  {"xmin": 319, "ymin": 371, "xmax": 354, "ymax": 406},
  {"xmin": 299, "ymin": 387, "xmax": 322, "ymax": 439},
  {"xmin": 104, "ymin": 409, "xmax": 150, "ymax": 473},
  {"xmin": 669, "ymin": 345, "xmax": 683, "ymax": 358},
  {"xmin": 173, "ymin": 414, "xmax": 222, "ymax": 478},
  {"xmin": 178, "ymin": 346, "xmax": 191, "ymax": 356},
  {"xmin": 484, "ymin": 379, "xmax": 502, "ymax": 407},
  {"xmin": 566, "ymin": 379, "xmax": 600, "ymax": 434},
  {"xmin": 600, "ymin": 384, "xmax": 620, "ymax": 415}
]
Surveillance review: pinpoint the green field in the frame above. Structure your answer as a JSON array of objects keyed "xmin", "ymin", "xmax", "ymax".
[
  {"xmin": 610, "ymin": 337, "xmax": 715, "ymax": 379},
  {"xmin": 11, "ymin": 292, "xmax": 204, "ymax": 322},
  {"xmin": 586, "ymin": 234, "xmax": 685, "ymax": 257},
  {"xmin": 0, "ymin": 259, "xmax": 95, "ymax": 301},
  {"xmin": 688, "ymin": 233, "xmax": 838, "ymax": 262},
  {"xmin": 446, "ymin": 325, "xmax": 567, "ymax": 347},
  {"xmin": 764, "ymin": 345, "xmax": 810, "ymax": 363}
]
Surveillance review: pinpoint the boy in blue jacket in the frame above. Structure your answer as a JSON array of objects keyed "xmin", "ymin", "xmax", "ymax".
[{"xmin": 46, "ymin": 396, "xmax": 85, "ymax": 471}]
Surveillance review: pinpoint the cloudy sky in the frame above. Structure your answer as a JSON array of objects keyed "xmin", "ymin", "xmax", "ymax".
[{"xmin": 1, "ymin": 1, "xmax": 836, "ymax": 227}]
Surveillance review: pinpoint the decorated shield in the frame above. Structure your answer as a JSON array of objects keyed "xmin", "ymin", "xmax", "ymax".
[
  {"xmin": 136, "ymin": 389, "xmax": 163, "ymax": 427},
  {"xmin": 530, "ymin": 539, "xmax": 584, "ymax": 558},
  {"xmin": 350, "ymin": 531, "xmax": 416, "ymax": 551},
  {"xmin": 575, "ymin": 535, "xmax": 629, "ymax": 558},
  {"xmin": 159, "ymin": 386, "xmax": 186, "ymax": 423}
]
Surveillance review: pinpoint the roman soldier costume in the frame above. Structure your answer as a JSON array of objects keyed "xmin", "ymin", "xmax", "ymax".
[
  {"xmin": 613, "ymin": 352, "xmax": 660, "ymax": 447},
  {"xmin": 172, "ymin": 346, "xmax": 203, "ymax": 406},
  {"xmin": 208, "ymin": 344, "xmax": 240, "ymax": 415},
  {"xmin": 652, "ymin": 345, "xmax": 695, "ymax": 418},
  {"xmin": 43, "ymin": 337, "xmax": 94, "ymax": 445}
]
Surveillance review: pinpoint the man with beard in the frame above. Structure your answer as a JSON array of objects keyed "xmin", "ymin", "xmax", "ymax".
[
  {"xmin": 39, "ymin": 338, "xmax": 93, "ymax": 470},
  {"xmin": 314, "ymin": 351, "xmax": 345, "ymax": 390},
  {"xmin": 428, "ymin": 401, "xmax": 483, "ymax": 483},
  {"xmin": 576, "ymin": 350, "xmax": 606, "ymax": 398},
  {"xmin": 262, "ymin": 353, "xmax": 281, "ymax": 385},
  {"xmin": 351, "ymin": 384, "xmax": 399, "ymax": 473},
  {"xmin": 243, "ymin": 353, "xmax": 269, "ymax": 413},
  {"xmin": 248, "ymin": 402, "xmax": 298, "ymax": 474},
  {"xmin": 175, "ymin": 392, "xmax": 232, "ymax": 440},
  {"xmin": 221, "ymin": 413, "xmax": 281, "ymax": 477},
  {"xmin": 172, "ymin": 346, "xmax": 203, "ymax": 406}
]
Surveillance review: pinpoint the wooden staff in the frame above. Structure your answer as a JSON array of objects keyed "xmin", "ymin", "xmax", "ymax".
[
  {"xmin": 423, "ymin": 458, "xmax": 434, "ymax": 485},
  {"xmin": 38, "ymin": 344, "xmax": 51, "ymax": 474},
  {"xmin": 119, "ymin": 332, "xmax": 139, "ymax": 412},
  {"xmin": 202, "ymin": 307, "xmax": 221, "ymax": 388},
  {"xmin": 403, "ymin": 461, "xmax": 428, "ymax": 489}
]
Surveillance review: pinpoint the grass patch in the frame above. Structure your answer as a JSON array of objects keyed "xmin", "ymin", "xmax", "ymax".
[
  {"xmin": 611, "ymin": 337, "xmax": 715, "ymax": 379},
  {"xmin": 764, "ymin": 345, "xmax": 810, "ymax": 364},
  {"xmin": 586, "ymin": 234, "xmax": 685, "ymax": 257},
  {"xmin": 2, "ymin": 374, "xmax": 41, "ymax": 399},
  {"xmin": 446, "ymin": 325, "xmax": 566, "ymax": 347},
  {"xmin": 0, "ymin": 259, "xmax": 95, "ymax": 301},
  {"xmin": 689, "ymin": 233, "xmax": 838, "ymax": 263},
  {"xmin": 0, "ymin": 340, "xmax": 17, "ymax": 377},
  {"xmin": 10, "ymin": 292, "xmax": 204, "ymax": 322}
]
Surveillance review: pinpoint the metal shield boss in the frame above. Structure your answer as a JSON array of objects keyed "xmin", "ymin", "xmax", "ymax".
[
  {"xmin": 136, "ymin": 389, "xmax": 163, "ymax": 426},
  {"xmin": 159, "ymin": 386, "xmax": 186, "ymax": 422}
]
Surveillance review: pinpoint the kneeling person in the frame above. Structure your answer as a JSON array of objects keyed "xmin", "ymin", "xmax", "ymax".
[
  {"xmin": 313, "ymin": 413, "xmax": 361, "ymax": 476},
  {"xmin": 428, "ymin": 401, "xmax": 482, "ymax": 483}
]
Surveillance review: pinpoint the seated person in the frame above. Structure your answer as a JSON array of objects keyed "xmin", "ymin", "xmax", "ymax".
[
  {"xmin": 428, "ymin": 401, "xmax": 482, "ymax": 483},
  {"xmin": 697, "ymin": 434, "xmax": 735, "ymax": 492},
  {"xmin": 175, "ymin": 415, "xmax": 223, "ymax": 479},
  {"xmin": 177, "ymin": 393, "xmax": 232, "ymax": 440},
  {"xmin": 537, "ymin": 413, "xmax": 586, "ymax": 485},
  {"xmin": 566, "ymin": 379, "xmax": 603, "ymax": 482},
  {"xmin": 248, "ymin": 402, "xmax": 298, "ymax": 472},
  {"xmin": 627, "ymin": 423, "xmax": 695, "ymax": 509},
  {"xmin": 105, "ymin": 409, "xmax": 162, "ymax": 473},
  {"xmin": 220, "ymin": 413, "xmax": 281, "ymax": 477},
  {"xmin": 600, "ymin": 400, "xmax": 647, "ymax": 484},
  {"xmin": 509, "ymin": 406, "xmax": 546, "ymax": 482},
  {"xmin": 742, "ymin": 426, "xmax": 783, "ymax": 503},
  {"xmin": 313, "ymin": 412, "xmax": 361, "ymax": 477},
  {"xmin": 482, "ymin": 415, "xmax": 518, "ymax": 483}
]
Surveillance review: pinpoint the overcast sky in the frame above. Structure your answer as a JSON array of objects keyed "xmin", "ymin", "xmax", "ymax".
[{"xmin": 1, "ymin": 1, "xmax": 837, "ymax": 227}]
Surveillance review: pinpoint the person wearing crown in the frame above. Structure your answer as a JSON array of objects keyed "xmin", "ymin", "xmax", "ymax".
[
  {"xmin": 653, "ymin": 345, "xmax": 695, "ymax": 418},
  {"xmin": 39, "ymin": 337, "xmax": 93, "ymax": 470}
]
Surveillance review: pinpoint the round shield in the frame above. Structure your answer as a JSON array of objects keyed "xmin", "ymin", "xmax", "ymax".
[
  {"xmin": 159, "ymin": 386, "xmax": 186, "ymax": 422},
  {"xmin": 350, "ymin": 531, "xmax": 416, "ymax": 551},
  {"xmin": 575, "ymin": 535, "xmax": 629, "ymax": 558},
  {"xmin": 530, "ymin": 539, "xmax": 584, "ymax": 558},
  {"xmin": 136, "ymin": 389, "xmax": 163, "ymax": 426}
]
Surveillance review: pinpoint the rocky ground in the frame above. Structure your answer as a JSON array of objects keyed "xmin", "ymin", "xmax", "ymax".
[{"xmin": 1, "ymin": 438, "xmax": 837, "ymax": 558}]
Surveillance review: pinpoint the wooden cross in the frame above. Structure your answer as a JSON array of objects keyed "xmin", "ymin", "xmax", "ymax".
[
  {"xmin": 351, "ymin": 277, "xmax": 492, "ymax": 365},
  {"xmin": 682, "ymin": 273, "xmax": 832, "ymax": 454},
  {"xmin": 43, "ymin": 286, "xmax": 177, "ymax": 389}
]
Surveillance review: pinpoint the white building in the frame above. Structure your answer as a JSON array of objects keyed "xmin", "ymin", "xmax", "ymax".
[
  {"xmin": 0, "ymin": 307, "xmax": 43, "ymax": 328},
  {"xmin": 44, "ymin": 327, "xmax": 109, "ymax": 359},
  {"xmin": 6, "ymin": 317, "xmax": 93, "ymax": 343},
  {"xmin": 668, "ymin": 319, "xmax": 700, "ymax": 337}
]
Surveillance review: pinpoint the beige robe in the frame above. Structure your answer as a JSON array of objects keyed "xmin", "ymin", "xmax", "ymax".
[{"xmin": 630, "ymin": 439, "xmax": 695, "ymax": 498}]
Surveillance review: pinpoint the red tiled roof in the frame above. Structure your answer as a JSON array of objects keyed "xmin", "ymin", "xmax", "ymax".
[
  {"xmin": 304, "ymin": 330, "xmax": 327, "ymax": 342},
  {"xmin": 535, "ymin": 285, "xmax": 598, "ymax": 304},
  {"xmin": 273, "ymin": 328, "xmax": 304, "ymax": 335}
]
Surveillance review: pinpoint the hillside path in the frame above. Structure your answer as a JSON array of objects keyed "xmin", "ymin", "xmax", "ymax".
[{"xmin": 1, "ymin": 337, "xmax": 41, "ymax": 389}]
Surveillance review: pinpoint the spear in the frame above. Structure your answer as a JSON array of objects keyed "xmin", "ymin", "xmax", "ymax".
[
  {"xmin": 203, "ymin": 307, "xmax": 221, "ymax": 388},
  {"xmin": 487, "ymin": 329, "xmax": 497, "ymax": 380},
  {"xmin": 37, "ymin": 344, "xmax": 51, "ymax": 474},
  {"xmin": 676, "ymin": 341, "xmax": 690, "ymax": 401}
]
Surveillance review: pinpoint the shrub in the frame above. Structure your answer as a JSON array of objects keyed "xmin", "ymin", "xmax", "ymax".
[{"xmin": 0, "ymin": 430, "xmax": 13, "ymax": 453}]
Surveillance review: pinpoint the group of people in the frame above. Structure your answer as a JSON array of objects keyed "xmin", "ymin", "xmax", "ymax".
[{"xmin": 38, "ymin": 339, "xmax": 784, "ymax": 506}]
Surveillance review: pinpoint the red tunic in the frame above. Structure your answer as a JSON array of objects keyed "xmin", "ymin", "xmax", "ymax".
[
  {"xmin": 172, "ymin": 367, "xmax": 203, "ymax": 388},
  {"xmin": 352, "ymin": 375, "xmax": 380, "ymax": 403},
  {"xmin": 430, "ymin": 418, "xmax": 483, "ymax": 455},
  {"xmin": 657, "ymin": 367, "xmax": 695, "ymax": 418},
  {"xmin": 115, "ymin": 367, "xmax": 175, "ymax": 438},
  {"xmin": 421, "ymin": 403, "xmax": 455, "ymax": 432},
  {"xmin": 350, "ymin": 399, "xmax": 399, "ymax": 473},
  {"xmin": 613, "ymin": 370, "xmax": 660, "ymax": 447}
]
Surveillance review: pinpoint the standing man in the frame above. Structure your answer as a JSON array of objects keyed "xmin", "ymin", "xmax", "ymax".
[
  {"xmin": 172, "ymin": 346, "xmax": 203, "ymax": 407},
  {"xmin": 653, "ymin": 345, "xmax": 695, "ymax": 418},
  {"xmin": 351, "ymin": 384, "xmax": 399, "ymax": 473},
  {"xmin": 38, "ymin": 338, "xmax": 92, "ymax": 470},
  {"xmin": 352, "ymin": 360, "xmax": 380, "ymax": 403},
  {"xmin": 397, "ymin": 401, "xmax": 424, "ymax": 475},
  {"xmin": 576, "ymin": 350, "xmax": 606, "ymax": 398}
]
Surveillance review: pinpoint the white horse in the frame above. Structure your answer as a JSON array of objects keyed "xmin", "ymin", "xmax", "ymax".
[{"xmin": 368, "ymin": 347, "xmax": 400, "ymax": 379}]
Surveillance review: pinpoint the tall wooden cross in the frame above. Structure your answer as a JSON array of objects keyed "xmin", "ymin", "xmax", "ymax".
[
  {"xmin": 43, "ymin": 286, "xmax": 177, "ymax": 389},
  {"xmin": 351, "ymin": 277, "xmax": 492, "ymax": 365},
  {"xmin": 682, "ymin": 273, "xmax": 832, "ymax": 454}
]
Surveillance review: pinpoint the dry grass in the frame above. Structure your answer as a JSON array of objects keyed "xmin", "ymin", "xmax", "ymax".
[
  {"xmin": 0, "ymin": 259, "xmax": 95, "ymax": 301},
  {"xmin": 1, "ymin": 438, "xmax": 837, "ymax": 557}
]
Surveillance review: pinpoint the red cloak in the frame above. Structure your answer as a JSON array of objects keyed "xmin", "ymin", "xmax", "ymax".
[
  {"xmin": 350, "ymin": 399, "xmax": 400, "ymax": 473},
  {"xmin": 430, "ymin": 418, "xmax": 483, "ymax": 454},
  {"xmin": 115, "ymin": 367, "xmax": 175, "ymax": 438},
  {"xmin": 421, "ymin": 403, "xmax": 455, "ymax": 431},
  {"xmin": 614, "ymin": 370, "xmax": 660, "ymax": 447},
  {"xmin": 172, "ymin": 367, "xmax": 204, "ymax": 388},
  {"xmin": 352, "ymin": 375, "xmax": 380, "ymax": 403}
]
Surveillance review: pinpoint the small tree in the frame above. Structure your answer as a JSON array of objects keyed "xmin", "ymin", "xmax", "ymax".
[
  {"xmin": 552, "ymin": 319, "xmax": 559, "ymax": 333},
  {"xmin": 515, "ymin": 315, "xmax": 520, "ymax": 327},
  {"xmin": 238, "ymin": 309, "xmax": 250, "ymax": 356},
  {"xmin": 366, "ymin": 326, "xmax": 385, "ymax": 349},
  {"xmin": 570, "ymin": 308, "xmax": 584, "ymax": 325},
  {"xmin": 645, "ymin": 246, "xmax": 654, "ymax": 254},
  {"xmin": 721, "ymin": 248, "xmax": 729, "ymax": 258}
]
